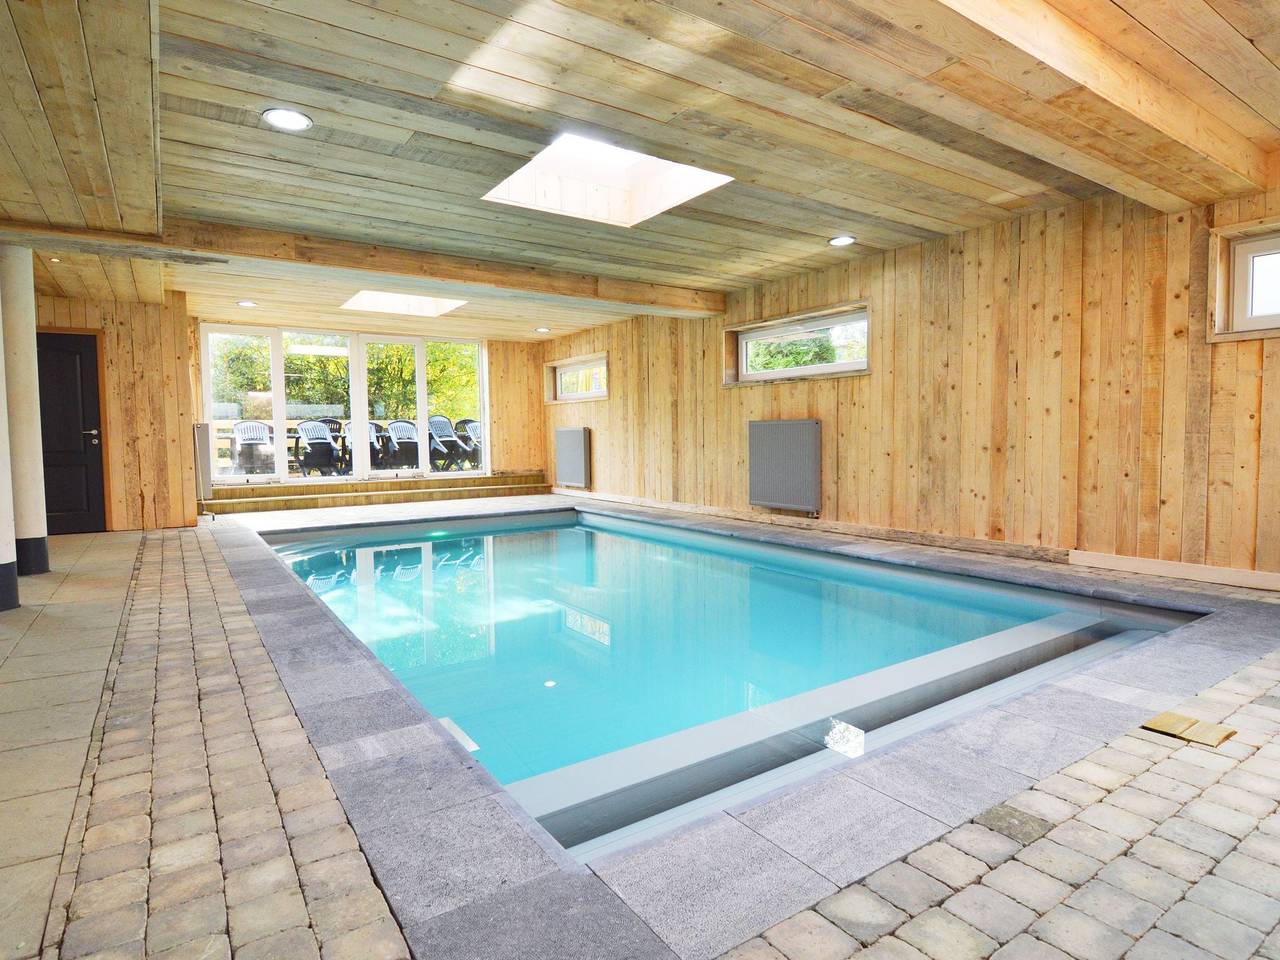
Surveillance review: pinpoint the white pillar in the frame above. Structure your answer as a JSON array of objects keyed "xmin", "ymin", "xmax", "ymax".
[
  {"xmin": 0, "ymin": 263, "xmax": 16, "ymax": 609},
  {"xmin": 0, "ymin": 247, "xmax": 47, "ymax": 575}
]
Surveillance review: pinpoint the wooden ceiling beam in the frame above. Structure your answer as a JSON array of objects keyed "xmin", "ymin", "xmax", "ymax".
[
  {"xmin": 932, "ymin": 0, "xmax": 1272, "ymax": 193},
  {"xmin": 0, "ymin": 217, "xmax": 726, "ymax": 318}
]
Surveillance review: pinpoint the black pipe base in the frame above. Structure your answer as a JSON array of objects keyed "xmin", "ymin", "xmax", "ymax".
[
  {"xmin": 16, "ymin": 537, "xmax": 49, "ymax": 576},
  {"xmin": 0, "ymin": 561, "xmax": 17, "ymax": 611}
]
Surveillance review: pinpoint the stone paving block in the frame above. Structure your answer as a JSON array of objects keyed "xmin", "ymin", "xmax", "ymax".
[
  {"xmin": 148, "ymin": 860, "xmax": 223, "ymax": 914},
  {"xmin": 1074, "ymin": 802, "xmax": 1156, "ymax": 843},
  {"xmin": 1152, "ymin": 816, "xmax": 1237, "ymax": 859},
  {"xmin": 1029, "ymin": 904, "xmax": 1132, "ymax": 960},
  {"xmin": 942, "ymin": 884, "xmax": 1034, "ymax": 944},
  {"xmin": 863, "ymin": 862, "xmax": 952, "ymax": 916},
  {"xmin": 221, "ymin": 826, "xmax": 291, "ymax": 872},
  {"xmin": 151, "ymin": 807, "xmax": 216, "ymax": 847},
  {"xmin": 856, "ymin": 938, "xmax": 930, "ymax": 959},
  {"xmin": 1102, "ymin": 786, "xmax": 1178, "ymax": 822},
  {"xmin": 145, "ymin": 892, "xmax": 227, "ymax": 954},
  {"xmin": 982, "ymin": 862, "xmax": 1072, "ymax": 913},
  {"xmin": 76, "ymin": 841, "xmax": 149, "ymax": 884},
  {"xmin": 1085, "ymin": 747, "xmax": 1148, "ymax": 776},
  {"xmin": 943, "ymin": 823, "xmax": 1022, "ymax": 868},
  {"xmin": 225, "ymin": 855, "xmax": 299, "ymax": 906},
  {"xmin": 1016, "ymin": 838, "xmax": 1103, "ymax": 885},
  {"xmin": 1128, "ymin": 835, "xmax": 1214, "ymax": 882},
  {"xmin": 309, "ymin": 887, "xmax": 392, "ymax": 944},
  {"xmin": 233, "ymin": 926, "xmax": 321, "ymax": 960},
  {"xmin": 761, "ymin": 909, "xmax": 857, "ymax": 960},
  {"xmin": 319, "ymin": 917, "xmax": 410, "ymax": 960},
  {"xmin": 1033, "ymin": 775, "xmax": 1105, "ymax": 808},
  {"xmin": 1181, "ymin": 798, "xmax": 1259, "ymax": 839},
  {"xmin": 721, "ymin": 939, "xmax": 785, "ymax": 960},
  {"xmin": 297, "ymin": 852, "xmax": 373, "ymax": 904},
  {"xmin": 1202, "ymin": 781, "xmax": 1276, "ymax": 818},
  {"xmin": 1261, "ymin": 928, "xmax": 1280, "ymax": 960},
  {"xmin": 1186, "ymin": 874, "xmax": 1280, "ymax": 933},
  {"xmin": 973, "ymin": 805, "xmax": 1052, "ymax": 845},
  {"xmin": 149, "ymin": 933, "xmax": 231, "ymax": 960},
  {"xmin": 1045, "ymin": 821, "xmax": 1127, "ymax": 863},
  {"xmin": 895, "ymin": 906, "xmax": 997, "ymax": 960},
  {"xmin": 1094, "ymin": 856, "xmax": 1188, "ymax": 909},
  {"xmin": 228, "ymin": 886, "xmax": 310, "ymax": 948},
  {"xmin": 1126, "ymin": 928, "xmax": 1218, "ymax": 960},
  {"xmin": 1215, "ymin": 850, "xmax": 1280, "ymax": 898},
  {"xmin": 1125, "ymin": 771, "xmax": 1200, "ymax": 805},
  {"xmin": 989, "ymin": 934, "xmax": 1071, "ymax": 959},
  {"xmin": 291, "ymin": 822, "xmax": 360, "ymax": 867},
  {"xmin": 906, "ymin": 842, "xmax": 987, "ymax": 889},
  {"xmin": 815, "ymin": 884, "xmax": 907, "ymax": 945},
  {"xmin": 60, "ymin": 902, "xmax": 147, "ymax": 960},
  {"xmin": 1064, "ymin": 879, "xmax": 1160, "ymax": 937},
  {"xmin": 1156, "ymin": 899, "xmax": 1263, "ymax": 960},
  {"xmin": 1238, "ymin": 830, "xmax": 1280, "ymax": 866},
  {"xmin": 1059, "ymin": 760, "xmax": 1130, "ymax": 792},
  {"xmin": 67, "ymin": 868, "xmax": 147, "ymax": 921},
  {"xmin": 150, "ymin": 831, "xmax": 219, "ymax": 876},
  {"xmin": 1221, "ymin": 767, "xmax": 1280, "ymax": 798}
]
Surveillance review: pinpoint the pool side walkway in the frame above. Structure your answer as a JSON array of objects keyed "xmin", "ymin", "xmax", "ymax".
[{"xmin": 719, "ymin": 655, "xmax": 1280, "ymax": 960}]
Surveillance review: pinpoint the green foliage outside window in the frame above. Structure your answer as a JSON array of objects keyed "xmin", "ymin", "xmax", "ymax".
[{"xmin": 745, "ymin": 335, "xmax": 836, "ymax": 372}]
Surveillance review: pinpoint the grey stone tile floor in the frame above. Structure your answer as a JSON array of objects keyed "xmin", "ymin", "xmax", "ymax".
[{"xmin": 5, "ymin": 496, "xmax": 1279, "ymax": 960}]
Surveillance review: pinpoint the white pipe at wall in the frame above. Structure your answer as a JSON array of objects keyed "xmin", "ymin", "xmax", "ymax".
[
  {"xmin": 0, "ymin": 246, "xmax": 48, "ymax": 575},
  {"xmin": 0, "ymin": 265, "xmax": 18, "ymax": 609}
]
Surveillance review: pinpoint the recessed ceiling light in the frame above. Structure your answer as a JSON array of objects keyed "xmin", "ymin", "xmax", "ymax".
[
  {"xmin": 237, "ymin": 300, "xmax": 258, "ymax": 308},
  {"xmin": 534, "ymin": 326, "xmax": 551, "ymax": 333},
  {"xmin": 341, "ymin": 290, "xmax": 467, "ymax": 318},
  {"xmin": 828, "ymin": 235, "xmax": 856, "ymax": 247},
  {"xmin": 484, "ymin": 133, "xmax": 733, "ymax": 227},
  {"xmin": 261, "ymin": 108, "xmax": 313, "ymax": 132},
  {"xmin": 49, "ymin": 257, "xmax": 61, "ymax": 263}
]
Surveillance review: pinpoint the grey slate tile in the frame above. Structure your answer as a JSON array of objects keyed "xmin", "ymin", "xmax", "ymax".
[
  {"xmin": 997, "ymin": 684, "xmax": 1152, "ymax": 741},
  {"xmin": 932, "ymin": 707, "xmax": 1104, "ymax": 779}
]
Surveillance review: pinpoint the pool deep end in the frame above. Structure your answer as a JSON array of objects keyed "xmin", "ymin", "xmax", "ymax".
[{"xmin": 272, "ymin": 512, "xmax": 1195, "ymax": 848}]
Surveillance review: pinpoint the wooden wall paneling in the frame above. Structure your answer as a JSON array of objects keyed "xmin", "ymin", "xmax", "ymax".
[{"xmin": 1259, "ymin": 340, "xmax": 1280, "ymax": 571}]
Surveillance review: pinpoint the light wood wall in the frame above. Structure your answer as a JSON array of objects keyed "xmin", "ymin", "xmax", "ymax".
[
  {"xmin": 543, "ymin": 189, "xmax": 1280, "ymax": 573},
  {"xmin": 486, "ymin": 340, "xmax": 546, "ymax": 474},
  {"xmin": 37, "ymin": 293, "xmax": 198, "ymax": 531}
]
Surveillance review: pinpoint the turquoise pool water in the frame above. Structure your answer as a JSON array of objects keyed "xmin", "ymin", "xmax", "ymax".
[{"xmin": 275, "ymin": 514, "xmax": 1076, "ymax": 785}]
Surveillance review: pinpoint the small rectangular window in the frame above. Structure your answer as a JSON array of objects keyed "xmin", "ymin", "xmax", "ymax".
[
  {"xmin": 737, "ymin": 308, "xmax": 868, "ymax": 383},
  {"xmin": 1231, "ymin": 232, "xmax": 1280, "ymax": 334},
  {"xmin": 553, "ymin": 356, "xmax": 607, "ymax": 400}
]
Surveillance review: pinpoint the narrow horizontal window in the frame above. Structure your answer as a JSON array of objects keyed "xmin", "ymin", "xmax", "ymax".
[
  {"xmin": 1231, "ymin": 232, "xmax": 1280, "ymax": 334},
  {"xmin": 553, "ymin": 356, "xmax": 607, "ymax": 401},
  {"xmin": 737, "ymin": 308, "xmax": 868, "ymax": 383}
]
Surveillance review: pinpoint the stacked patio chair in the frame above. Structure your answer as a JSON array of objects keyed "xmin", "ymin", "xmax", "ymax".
[
  {"xmin": 344, "ymin": 420, "xmax": 386, "ymax": 470},
  {"xmin": 385, "ymin": 419, "xmax": 420, "ymax": 469},
  {"xmin": 455, "ymin": 418, "xmax": 483, "ymax": 469},
  {"xmin": 231, "ymin": 420, "xmax": 273, "ymax": 474},
  {"xmin": 428, "ymin": 415, "xmax": 475, "ymax": 471},
  {"xmin": 294, "ymin": 419, "xmax": 343, "ymax": 476}
]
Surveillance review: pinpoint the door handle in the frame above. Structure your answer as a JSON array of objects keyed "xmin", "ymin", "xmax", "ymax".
[{"xmin": 82, "ymin": 429, "xmax": 99, "ymax": 436}]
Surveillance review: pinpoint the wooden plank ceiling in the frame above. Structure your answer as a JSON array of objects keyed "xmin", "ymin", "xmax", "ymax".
[{"xmin": 5, "ymin": 0, "xmax": 1280, "ymax": 334}]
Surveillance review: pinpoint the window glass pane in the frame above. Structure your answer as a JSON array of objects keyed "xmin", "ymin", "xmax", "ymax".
[
  {"xmin": 1251, "ymin": 251, "xmax": 1280, "ymax": 318},
  {"xmin": 366, "ymin": 341, "xmax": 419, "ymax": 472},
  {"xmin": 426, "ymin": 341, "xmax": 482, "ymax": 472},
  {"xmin": 744, "ymin": 314, "xmax": 867, "ymax": 377},
  {"xmin": 208, "ymin": 332, "xmax": 274, "ymax": 477},
  {"xmin": 556, "ymin": 361, "xmax": 606, "ymax": 398},
  {"xmin": 284, "ymin": 332, "xmax": 350, "ymax": 479}
]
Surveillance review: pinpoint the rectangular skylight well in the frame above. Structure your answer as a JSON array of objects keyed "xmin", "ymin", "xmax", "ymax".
[
  {"xmin": 341, "ymin": 290, "xmax": 468, "ymax": 317},
  {"xmin": 483, "ymin": 133, "xmax": 733, "ymax": 227}
]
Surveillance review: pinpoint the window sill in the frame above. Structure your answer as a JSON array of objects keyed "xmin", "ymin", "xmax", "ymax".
[
  {"xmin": 545, "ymin": 395, "xmax": 609, "ymax": 405},
  {"xmin": 722, "ymin": 368, "xmax": 871, "ymax": 388}
]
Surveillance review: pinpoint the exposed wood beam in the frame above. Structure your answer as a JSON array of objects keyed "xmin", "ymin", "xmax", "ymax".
[
  {"xmin": 932, "ymin": 0, "xmax": 1272, "ymax": 193},
  {"xmin": 0, "ymin": 217, "xmax": 726, "ymax": 317}
]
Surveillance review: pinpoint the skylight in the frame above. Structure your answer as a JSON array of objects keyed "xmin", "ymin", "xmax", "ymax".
[
  {"xmin": 341, "ymin": 291, "xmax": 468, "ymax": 318},
  {"xmin": 483, "ymin": 134, "xmax": 733, "ymax": 227}
]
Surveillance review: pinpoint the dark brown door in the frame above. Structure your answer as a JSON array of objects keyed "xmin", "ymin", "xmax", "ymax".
[{"xmin": 37, "ymin": 332, "xmax": 106, "ymax": 534}]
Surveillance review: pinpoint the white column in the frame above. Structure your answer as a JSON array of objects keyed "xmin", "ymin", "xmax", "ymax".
[
  {"xmin": 0, "ymin": 262, "xmax": 17, "ymax": 609},
  {"xmin": 0, "ymin": 246, "xmax": 47, "ymax": 575}
]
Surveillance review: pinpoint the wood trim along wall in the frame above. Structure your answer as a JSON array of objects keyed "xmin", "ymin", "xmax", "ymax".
[
  {"xmin": 36, "ymin": 293, "xmax": 198, "ymax": 530},
  {"xmin": 542, "ymin": 186, "xmax": 1280, "ymax": 574},
  {"xmin": 1207, "ymin": 212, "xmax": 1280, "ymax": 343}
]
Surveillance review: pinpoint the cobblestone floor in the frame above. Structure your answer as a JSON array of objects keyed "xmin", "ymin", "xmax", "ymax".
[
  {"xmin": 722, "ymin": 655, "xmax": 1280, "ymax": 960},
  {"xmin": 38, "ymin": 528, "xmax": 411, "ymax": 960}
]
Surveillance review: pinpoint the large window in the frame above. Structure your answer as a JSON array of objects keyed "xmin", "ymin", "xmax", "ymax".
[
  {"xmin": 203, "ymin": 324, "xmax": 487, "ymax": 483},
  {"xmin": 736, "ymin": 306, "xmax": 868, "ymax": 383}
]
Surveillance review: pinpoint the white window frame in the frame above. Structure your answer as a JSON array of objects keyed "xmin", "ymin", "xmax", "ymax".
[
  {"xmin": 553, "ymin": 355, "xmax": 608, "ymax": 401},
  {"xmin": 1231, "ymin": 232, "xmax": 1280, "ymax": 334},
  {"xmin": 202, "ymin": 323, "xmax": 489, "ymax": 485},
  {"xmin": 736, "ymin": 307, "xmax": 869, "ymax": 383}
]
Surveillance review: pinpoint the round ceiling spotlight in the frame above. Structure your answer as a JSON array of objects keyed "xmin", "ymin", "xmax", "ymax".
[
  {"xmin": 237, "ymin": 300, "xmax": 259, "ymax": 308},
  {"xmin": 261, "ymin": 108, "xmax": 313, "ymax": 132},
  {"xmin": 534, "ymin": 326, "xmax": 551, "ymax": 333},
  {"xmin": 828, "ymin": 235, "xmax": 856, "ymax": 247}
]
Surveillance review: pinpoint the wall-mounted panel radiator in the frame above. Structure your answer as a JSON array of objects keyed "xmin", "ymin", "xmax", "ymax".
[
  {"xmin": 748, "ymin": 419, "xmax": 821, "ymax": 514},
  {"xmin": 194, "ymin": 422, "xmax": 213, "ymax": 502},
  {"xmin": 555, "ymin": 427, "xmax": 592, "ymax": 488}
]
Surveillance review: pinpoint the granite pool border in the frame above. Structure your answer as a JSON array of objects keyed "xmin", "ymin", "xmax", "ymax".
[{"xmin": 212, "ymin": 496, "xmax": 1280, "ymax": 960}]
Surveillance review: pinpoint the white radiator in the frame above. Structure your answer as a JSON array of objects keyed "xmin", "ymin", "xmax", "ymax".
[
  {"xmin": 555, "ymin": 427, "xmax": 591, "ymax": 488},
  {"xmin": 194, "ymin": 422, "xmax": 213, "ymax": 501}
]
